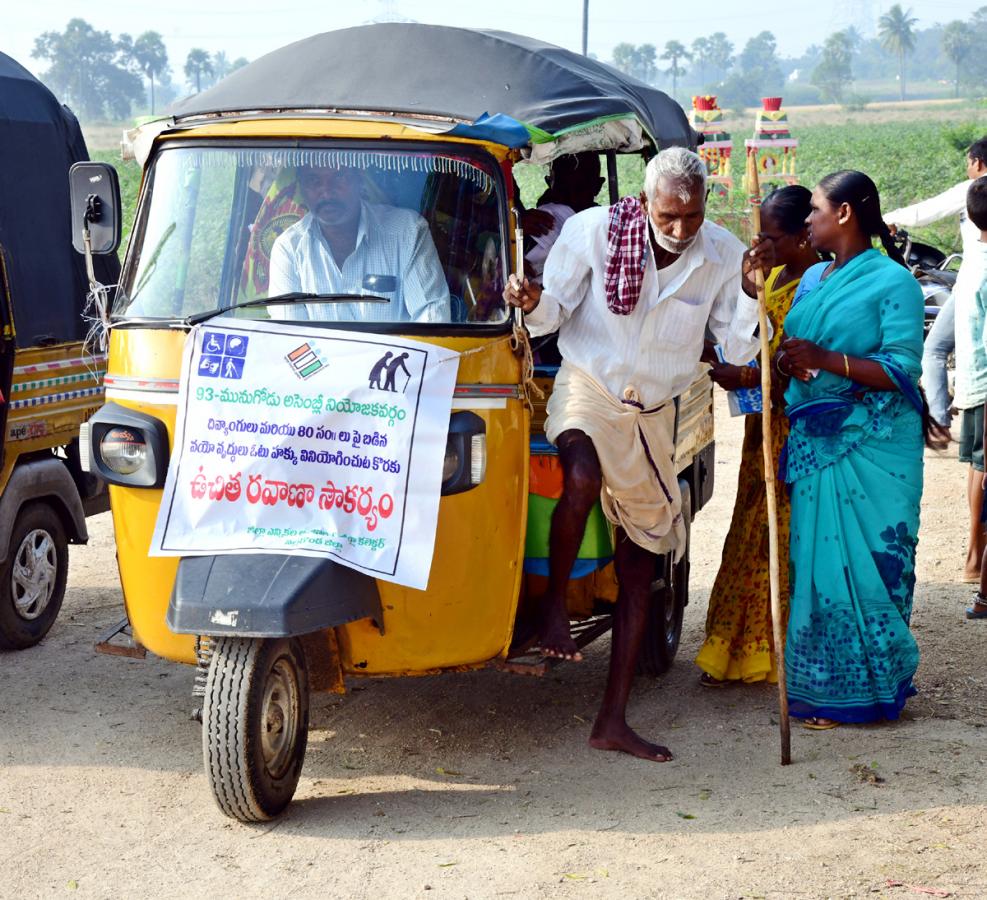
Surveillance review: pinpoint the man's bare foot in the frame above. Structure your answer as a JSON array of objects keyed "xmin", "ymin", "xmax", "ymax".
[
  {"xmin": 588, "ymin": 721, "xmax": 673, "ymax": 762},
  {"xmin": 539, "ymin": 606, "xmax": 582, "ymax": 660}
]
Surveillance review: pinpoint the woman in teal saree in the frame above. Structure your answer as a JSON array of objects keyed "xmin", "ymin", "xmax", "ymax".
[{"xmin": 775, "ymin": 170, "xmax": 942, "ymax": 728}]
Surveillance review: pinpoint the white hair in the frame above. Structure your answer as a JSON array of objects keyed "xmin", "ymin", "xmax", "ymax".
[{"xmin": 644, "ymin": 147, "xmax": 707, "ymax": 204}]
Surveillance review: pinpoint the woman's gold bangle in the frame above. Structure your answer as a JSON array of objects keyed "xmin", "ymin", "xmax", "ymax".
[{"xmin": 843, "ymin": 353, "xmax": 850, "ymax": 379}]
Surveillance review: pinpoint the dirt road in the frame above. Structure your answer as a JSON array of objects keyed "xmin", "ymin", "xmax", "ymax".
[{"xmin": 1, "ymin": 393, "xmax": 985, "ymax": 899}]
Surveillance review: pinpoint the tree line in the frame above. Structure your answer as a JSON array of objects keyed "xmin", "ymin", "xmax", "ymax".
[
  {"xmin": 28, "ymin": 9, "xmax": 987, "ymax": 122},
  {"xmin": 610, "ymin": 4, "xmax": 987, "ymax": 107},
  {"xmin": 30, "ymin": 18, "xmax": 249, "ymax": 120}
]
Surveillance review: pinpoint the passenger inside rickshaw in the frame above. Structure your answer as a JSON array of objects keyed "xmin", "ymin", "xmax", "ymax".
[{"xmin": 235, "ymin": 151, "xmax": 508, "ymax": 324}]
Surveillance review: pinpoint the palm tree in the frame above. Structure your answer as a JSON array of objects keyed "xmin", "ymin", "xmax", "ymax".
[
  {"xmin": 661, "ymin": 40, "xmax": 691, "ymax": 101},
  {"xmin": 184, "ymin": 48, "xmax": 213, "ymax": 94},
  {"xmin": 878, "ymin": 4, "xmax": 917, "ymax": 102},
  {"xmin": 941, "ymin": 20, "xmax": 973, "ymax": 98},
  {"xmin": 132, "ymin": 31, "xmax": 168, "ymax": 114},
  {"xmin": 707, "ymin": 32, "xmax": 734, "ymax": 82},
  {"xmin": 691, "ymin": 36, "xmax": 712, "ymax": 87}
]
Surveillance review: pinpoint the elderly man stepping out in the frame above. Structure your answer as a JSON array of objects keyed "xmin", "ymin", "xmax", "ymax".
[{"xmin": 505, "ymin": 147, "xmax": 763, "ymax": 762}]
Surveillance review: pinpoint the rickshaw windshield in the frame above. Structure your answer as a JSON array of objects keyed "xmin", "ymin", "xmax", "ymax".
[{"xmin": 115, "ymin": 144, "xmax": 510, "ymax": 326}]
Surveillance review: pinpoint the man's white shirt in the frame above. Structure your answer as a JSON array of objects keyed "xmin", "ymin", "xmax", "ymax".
[
  {"xmin": 887, "ymin": 179, "xmax": 987, "ymax": 409},
  {"xmin": 885, "ymin": 179, "xmax": 981, "ymax": 256},
  {"xmin": 525, "ymin": 207, "xmax": 762, "ymax": 406},
  {"xmin": 268, "ymin": 203, "xmax": 451, "ymax": 322},
  {"xmin": 524, "ymin": 202, "xmax": 577, "ymax": 278}
]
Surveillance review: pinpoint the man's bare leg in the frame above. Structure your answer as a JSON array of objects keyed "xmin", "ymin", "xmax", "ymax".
[
  {"xmin": 540, "ymin": 429, "xmax": 602, "ymax": 659},
  {"xmin": 964, "ymin": 466, "xmax": 986, "ymax": 580},
  {"xmin": 589, "ymin": 529, "xmax": 673, "ymax": 762}
]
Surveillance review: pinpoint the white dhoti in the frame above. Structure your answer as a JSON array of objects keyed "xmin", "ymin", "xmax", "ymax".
[{"xmin": 544, "ymin": 363, "xmax": 686, "ymax": 560}]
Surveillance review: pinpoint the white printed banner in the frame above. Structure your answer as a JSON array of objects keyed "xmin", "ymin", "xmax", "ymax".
[{"xmin": 150, "ymin": 319, "xmax": 459, "ymax": 590}]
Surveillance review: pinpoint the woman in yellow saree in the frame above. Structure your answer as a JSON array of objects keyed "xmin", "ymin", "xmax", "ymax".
[{"xmin": 696, "ymin": 186, "xmax": 820, "ymax": 685}]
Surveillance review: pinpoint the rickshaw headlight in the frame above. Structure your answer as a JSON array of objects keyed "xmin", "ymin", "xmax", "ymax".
[
  {"xmin": 100, "ymin": 427, "xmax": 148, "ymax": 475},
  {"xmin": 84, "ymin": 403, "xmax": 170, "ymax": 488},
  {"xmin": 441, "ymin": 411, "xmax": 485, "ymax": 496}
]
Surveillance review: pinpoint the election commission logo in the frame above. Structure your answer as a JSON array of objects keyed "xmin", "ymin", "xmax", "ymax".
[
  {"xmin": 285, "ymin": 342, "xmax": 328, "ymax": 379},
  {"xmin": 199, "ymin": 332, "xmax": 249, "ymax": 379}
]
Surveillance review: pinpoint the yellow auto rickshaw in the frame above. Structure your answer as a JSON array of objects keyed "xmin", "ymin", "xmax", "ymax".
[
  {"xmin": 77, "ymin": 25, "xmax": 715, "ymax": 821},
  {"xmin": 0, "ymin": 52, "xmax": 115, "ymax": 650}
]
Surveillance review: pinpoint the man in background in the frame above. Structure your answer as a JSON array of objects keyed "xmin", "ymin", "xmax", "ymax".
[
  {"xmin": 524, "ymin": 152, "xmax": 605, "ymax": 278},
  {"xmin": 886, "ymin": 137, "xmax": 987, "ymax": 583}
]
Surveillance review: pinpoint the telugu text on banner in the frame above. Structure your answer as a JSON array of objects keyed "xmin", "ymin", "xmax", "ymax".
[{"xmin": 149, "ymin": 319, "xmax": 459, "ymax": 590}]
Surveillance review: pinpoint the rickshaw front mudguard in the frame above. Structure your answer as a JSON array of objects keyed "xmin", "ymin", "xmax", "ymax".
[{"xmin": 165, "ymin": 553, "xmax": 382, "ymax": 638}]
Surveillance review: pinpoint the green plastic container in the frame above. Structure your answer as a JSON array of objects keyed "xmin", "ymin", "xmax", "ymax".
[{"xmin": 524, "ymin": 493, "xmax": 615, "ymax": 561}]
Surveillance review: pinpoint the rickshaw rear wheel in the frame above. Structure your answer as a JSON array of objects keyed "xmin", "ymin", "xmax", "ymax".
[
  {"xmin": 0, "ymin": 502, "xmax": 68, "ymax": 651},
  {"xmin": 202, "ymin": 636, "xmax": 310, "ymax": 822},
  {"xmin": 637, "ymin": 483, "xmax": 691, "ymax": 676}
]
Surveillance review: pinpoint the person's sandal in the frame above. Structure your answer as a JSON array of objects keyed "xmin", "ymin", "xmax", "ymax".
[
  {"xmin": 802, "ymin": 717, "xmax": 840, "ymax": 730},
  {"xmin": 699, "ymin": 672, "xmax": 727, "ymax": 688},
  {"xmin": 966, "ymin": 591, "xmax": 987, "ymax": 620}
]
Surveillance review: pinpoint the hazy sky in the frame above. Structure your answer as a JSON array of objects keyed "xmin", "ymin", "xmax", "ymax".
[{"xmin": 7, "ymin": 0, "xmax": 985, "ymax": 82}]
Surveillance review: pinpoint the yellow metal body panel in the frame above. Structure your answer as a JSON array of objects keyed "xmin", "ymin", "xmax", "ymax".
[
  {"xmin": 340, "ymin": 338, "xmax": 528, "ymax": 672},
  {"xmin": 103, "ymin": 329, "xmax": 192, "ymax": 662},
  {"xmin": 106, "ymin": 327, "xmax": 527, "ymax": 672},
  {"xmin": 107, "ymin": 119, "xmax": 527, "ymax": 672},
  {"xmin": 0, "ymin": 342, "xmax": 105, "ymax": 495}
]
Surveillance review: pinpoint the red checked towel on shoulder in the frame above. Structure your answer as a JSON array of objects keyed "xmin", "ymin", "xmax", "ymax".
[{"xmin": 604, "ymin": 195, "xmax": 648, "ymax": 315}]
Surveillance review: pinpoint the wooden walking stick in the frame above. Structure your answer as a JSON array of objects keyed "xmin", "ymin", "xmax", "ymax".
[{"xmin": 746, "ymin": 152, "xmax": 792, "ymax": 765}]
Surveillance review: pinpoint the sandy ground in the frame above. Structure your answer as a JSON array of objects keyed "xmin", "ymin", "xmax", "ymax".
[{"xmin": 1, "ymin": 391, "xmax": 985, "ymax": 900}]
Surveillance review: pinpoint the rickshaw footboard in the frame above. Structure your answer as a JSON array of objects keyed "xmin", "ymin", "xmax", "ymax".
[
  {"xmin": 94, "ymin": 617, "xmax": 147, "ymax": 659},
  {"xmin": 494, "ymin": 613, "xmax": 613, "ymax": 676}
]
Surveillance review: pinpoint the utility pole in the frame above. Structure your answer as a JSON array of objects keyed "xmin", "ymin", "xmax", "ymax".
[{"xmin": 582, "ymin": 0, "xmax": 589, "ymax": 55}]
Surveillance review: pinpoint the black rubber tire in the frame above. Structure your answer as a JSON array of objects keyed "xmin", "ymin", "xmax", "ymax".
[
  {"xmin": 637, "ymin": 484, "xmax": 691, "ymax": 677},
  {"xmin": 202, "ymin": 636, "xmax": 310, "ymax": 822},
  {"xmin": 0, "ymin": 502, "xmax": 69, "ymax": 651}
]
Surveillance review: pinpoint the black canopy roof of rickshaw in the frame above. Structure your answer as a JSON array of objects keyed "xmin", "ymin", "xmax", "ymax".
[
  {"xmin": 168, "ymin": 25, "xmax": 694, "ymax": 154},
  {"xmin": 0, "ymin": 52, "xmax": 118, "ymax": 347}
]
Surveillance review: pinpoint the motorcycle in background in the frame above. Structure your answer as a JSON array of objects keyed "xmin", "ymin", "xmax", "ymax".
[{"xmin": 894, "ymin": 229, "xmax": 962, "ymax": 338}]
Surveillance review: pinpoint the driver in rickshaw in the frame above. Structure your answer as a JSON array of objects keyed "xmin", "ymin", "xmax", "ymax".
[{"xmin": 268, "ymin": 163, "xmax": 452, "ymax": 322}]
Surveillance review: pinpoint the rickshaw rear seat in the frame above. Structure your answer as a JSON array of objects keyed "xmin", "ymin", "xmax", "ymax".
[{"xmin": 525, "ymin": 433, "xmax": 614, "ymax": 594}]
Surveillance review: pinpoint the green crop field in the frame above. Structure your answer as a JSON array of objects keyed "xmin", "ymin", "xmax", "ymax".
[
  {"xmin": 516, "ymin": 118, "xmax": 986, "ymax": 255},
  {"xmin": 89, "ymin": 150, "xmax": 141, "ymax": 250},
  {"xmin": 91, "ymin": 110, "xmax": 986, "ymax": 261}
]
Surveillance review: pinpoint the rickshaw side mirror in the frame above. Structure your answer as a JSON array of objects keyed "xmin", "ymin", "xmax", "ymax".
[{"xmin": 69, "ymin": 162, "xmax": 122, "ymax": 255}]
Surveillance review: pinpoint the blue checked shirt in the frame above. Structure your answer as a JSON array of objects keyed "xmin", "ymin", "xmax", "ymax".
[{"xmin": 268, "ymin": 203, "xmax": 451, "ymax": 323}]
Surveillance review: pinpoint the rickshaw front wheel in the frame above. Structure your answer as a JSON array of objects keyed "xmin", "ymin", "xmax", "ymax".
[
  {"xmin": 202, "ymin": 636, "xmax": 310, "ymax": 822},
  {"xmin": 0, "ymin": 502, "xmax": 68, "ymax": 651}
]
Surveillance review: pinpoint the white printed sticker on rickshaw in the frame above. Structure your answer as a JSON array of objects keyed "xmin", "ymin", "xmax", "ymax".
[{"xmin": 149, "ymin": 319, "xmax": 459, "ymax": 590}]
